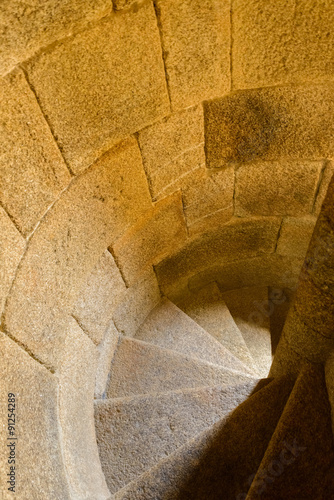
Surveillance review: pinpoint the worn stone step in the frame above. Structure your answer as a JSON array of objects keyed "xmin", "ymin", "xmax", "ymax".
[
  {"xmin": 106, "ymin": 336, "xmax": 254, "ymax": 399},
  {"xmin": 221, "ymin": 286, "xmax": 273, "ymax": 377},
  {"xmin": 175, "ymin": 283, "xmax": 259, "ymax": 374},
  {"xmin": 113, "ymin": 376, "xmax": 294, "ymax": 499},
  {"xmin": 135, "ymin": 297, "xmax": 255, "ymax": 375},
  {"xmin": 95, "ymin": 381, "xmax": 260, "ymax": 494}
]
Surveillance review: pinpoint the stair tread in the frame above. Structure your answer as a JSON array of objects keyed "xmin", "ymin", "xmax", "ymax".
[
  {"xmin": 221, "ymin": 286, "xmax": 272, "ymax": 377},
  {"xmin": 135, "ymin": 297, "xmax": 255, "ymax": 376},
  {"xmin": 96, "ymin": 381, "xmax": 260, "ymax": 494},
  {"xmin": 176, "ymin": 283, "xmax": 259, "ymax": 374},
  {"xmin": 106, "ymin": 336, "xmax": 254, "ymax": 399},
  {"xmin": 113, "ymin": 376, "xmax": 294, "ymax": 499}
]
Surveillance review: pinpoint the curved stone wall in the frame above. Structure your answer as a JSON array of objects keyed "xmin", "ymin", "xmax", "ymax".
[{"xmin": 0, "ymin": 0, "xmax": 334, "ymax": 498}]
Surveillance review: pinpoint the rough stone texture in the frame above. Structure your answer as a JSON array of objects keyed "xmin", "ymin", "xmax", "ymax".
[
  {"xmin": 112, "ymin": 268, "xmax": 161, "ymax": 337},
  {"xmin": 135, "ymin": 297, "xmax": 254, "ymax": 375},
  {"xmin": 155, "ymin": 217, "xmax": 281, "ymax": 291},
  {"xmin": 221, "ymin": 287, "xmax": 273, "ymax": 377},
  {"xmin": 137, "ymin": 105, "xmax": 205, "ymax": 200},
  {"xmin": 0, "ymin": 333, "xmax": 70, "ymax": 499},
  {"xmin": 95, "ymin": 381, "xmax": 259, "ymax": 493},
  {"xmin": 233, "ymin": 0, "xmax": 334, "ymax": 89},
  {"xmin": 155, "ymin": 0, "xmax": 231, "ymax": 110},
  {"xmin": 106, "ymin": 336, "xmax": 252, "ymax": 399},
  {"xmin": 95, "ymin": 322, "xmax": 120, "ymax": 399},
  {"xmin": 0, "ymin": 208, "xmax": 26, "ymax": 318},
  {"xmin": 248, "ymin": 366, "xmax": 334, "ymax": 500},
  {"xmin": 176, "ymin": 284, "xmax": 258, "ymax": 374},
  {"xmin": 276, "ymin": 216, "xmax": 316, "ymax": 258},
  {"xmin": 182, "ymin": 167, "xmax": 234, "ymax": 235},
  {"xmin": 25, "ymin": 2, "xmax": 170, "ymax": 174},
  {"xmin": 269, "ymin": 333, "xmax": 315, "ymax": 379},
  {"xmin": 57, "ymin": 318, "xmax": 110, "ymax": 500},
  {"xmin": 325, "ymin": 352, "xmax": 334, "ymax": 439},
  {"xmin": 204, "ymin": 85, "xmax": 334, "ymax": 169},
  {"xmin": 114, "ymin": 377, "xmax": 294, "ymax": 500},
  {"xmin": 314, "ymin": 161, "xmax": 334, "ymax": 215},
  {"xmin": 235, "ymin": 161, "xmax": 323, "ymax": 217},
  {"xmin": 113, "ymin": 0, "xmax": 137, "ymax": 10},
  {"xmin": 4, "ymin": 138, "xmax": 152, "ymax": 370},
  {"xmin": 0, "ymin": 69, "xmax": 71, "ymax": 236},
  {"xmin": 111, "ymin": 192, "xmax": 187, "ymax": 286},
  {"xmin": 73, "ymin": 250, "xmax": 127, "ymax": 345}
]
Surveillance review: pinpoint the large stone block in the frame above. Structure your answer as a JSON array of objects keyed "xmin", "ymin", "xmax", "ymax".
[
  {"xmin": 4, "ymin": 138, "xmax": 152, "ymax": 370},
  {"xmin": 73, "ymin": 250, "xmax": 127, "ymax": 345},
  {"xmin": 0, "ymin": 69, "xmax": 71, "ymax": 236},
  {"xmin": 57, "ymin": 319, "xmax": 110, "ymax": 500},
  {"xmin": 113, "ymin": 268, "xmax": 161, "ymax": 337},
  {"xmin": 204, "ymin": 85, "xmax": 334, "ymax": 168},
  {"xmin": 0, "ymin": 208, "xmax": 25, "ymax": 318},
  {"xmin": 137, "ymin": 105, "xmax": 205, "ymax": 200},
  {"xmin": 25, "ymin": 2, "xmax": 170, "ymax": 174},
  {"xmin": 276, "ymin": 216, "xmax": 316, "ymax": 259},
  {"xmin": 0, "ymin": 0, "xmax": 113, "ymax": 75},
  {"xmin": 112, "ymin": 192, "xmax": 187, "ymax": 285},
  {"xmin": 0, "ymin": 333, "xmax": 70, "ymax": 499},
  {"xmin": 182, "ymin": 167, "xmax": 234, "ymax": 235},
  {"xmin": 233, "ymin": 0, "xmax": 334, "ymax": 89},
  {"xmin": 155, "ymin": 0, "xmax": 231, "ymax": 110},
  {"xmin": 155, "ymin": 217, "xmax": 281, "ymax": 291},
  {"xmin": 235, "ymin": 161, "xmax": 323, "ymax": 217}
]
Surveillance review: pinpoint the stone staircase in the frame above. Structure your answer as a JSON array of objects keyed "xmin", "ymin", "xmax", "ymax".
[{"xmin": 94, "ymin": 283, "xmax": 334, "ymax": 499}]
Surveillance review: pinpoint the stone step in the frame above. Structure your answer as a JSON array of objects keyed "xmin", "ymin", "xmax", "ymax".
[
  {"xmin": 113, "ymin": 376, "xmax": 294, "ymax": 499},
  {"xmin": 175, "ymin": 283, "xmax": 259, "ymax": 374},
  {"xmin": 221, "ymin": 286, "xmax": 273, "ymax": 377},
  {"xmin": 95, "ymin": 381, "xmax": 260, "ymax": 494},
  {"xmin": 106, "ymin": 336, "xmax": 254, "ymax": 399},
  {"xmin": 135, "ymin": 297, "xmax": 255, "ymax": 375}
]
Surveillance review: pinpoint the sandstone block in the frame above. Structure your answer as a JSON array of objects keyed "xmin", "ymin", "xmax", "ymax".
[
  {"xmin": 0, "ymin": 69, "xmax": 71, "ymax": 236},
  {"xmin": 204, "ymin": 85, "xmax": 334, "ymax": 168},
  {"xmin": 233, "ymin": 0, "xmax": 334, "ymax": 89},
  {"xmin": 4, "ymin": 138, "xmax": 152, "ymax": 370},
  {"xmin": 235, "ymin": 161, "xmax": 323, "ymax": 217},
  {"xmin": 276, "ymin": 216, "xmax": 316, "ymax": 259},
  {"xmin": 314, "ymin": 161, "xmax": 334, "ymax": 215},
  {"xmin": 155, "ymin": 217, "xmax": 281, "ymax": 292},
  {"xmin": 73, "ymin": 250, "xmax": 127, "ymax": 345},
  {"xmin": 57, "ymin": 319, "xmax": 110, "ymax": 499},
  {"xmin": 0, "ymin": 333, "xmax": 70, "ymax": 499},
  {"xmin": 155, "ymin": 0, "xmax": 231, "ymax": 110},
  {"xmin": 0, "ymin": 0, "xmax": 113, "ymax": 75},
  {"xmin": 111, "ymin": 192, "xmax": 187, "ymax": 285},
  {"xmin": 112, "ymin": 268, "xmax": 161, "ymax": 337},
  {"xmin": 25, "ymin": 2, "xmax": 170, "ymax": 173},
  {"xmin": 182, "ymin": 167, "xmax": 234, "ymax": 234},
  {"xmin": 0, "ymin": 208, "xmax": 25, "ymax": 318},
  {"xmin": 137, "ymin": 105, "xmax": 205, "ymax": 200},
  {"xmin": 95, "ymin": 321, "xmax": 120, "ymax": 399}
]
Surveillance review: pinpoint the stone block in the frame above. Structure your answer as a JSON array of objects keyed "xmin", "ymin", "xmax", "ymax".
[
  {"xmin": 111, "ymin": 192, "xmax": 187, "ymax": 285},
  {"xmin": 137, "ymin": 105, "xmax": 205, "ymax": 200},
  {"xmin": 235, "ymin": 161, "xmax": 323, "ymax": 217},
  {"xmin": 57, "ymin": 318, "xmax": 110, "ymax": 499},
  {"xmin": 204, "ymin": 85, "xmax": 334, "ymax": 168},
  {"xmin": 0, "ymin": 208, "xmax": 25, "ymax": 318},
  {"xmin": 0, "ymin": 0, "xmax": 113, "ymax": 75},
  {"xmin": 4, "ymin": 138, "xmax": 152, "ymax": 370},
  {"xmin": 182, "ymin": 167, "xmax": 234, "ymax": 234},
  {"xmin": 95, "ymin": 321, "xmax": 120, "ymax": 399},
  {"xmin": 155, "ymin": 217, "xmax": 281, "ymax": 291},
  {"xmin": 155, "ymin": 0, "xmax": 231, "ymax": 110},
  {"xmin": 314, "ymin": 161, "xmax": 334, "ymax": 215},
  {"xmin": 0, "ymin": 69, "xmax": 71, "ymax": 236},
  {"xmin": 233, "ymin": 0, "xmax": 334, "ymax": 89},
  {"xmin": 73, "ymin": 250, "xmax": 127, "ymax": 345},
  {"xmin": 276, "ymin": 216, "xmax": 316, "ymax": 259},
  {"xmin": 0, "ymin": 333, "xmax": 70, "ymax": 499},
  {"xmin": 25, "ymin": 2, "xmax": 170, "ymax": 173},
  {"xmin": 112, "ymin": 268, "xmax": 161, "ymax": 337}
]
